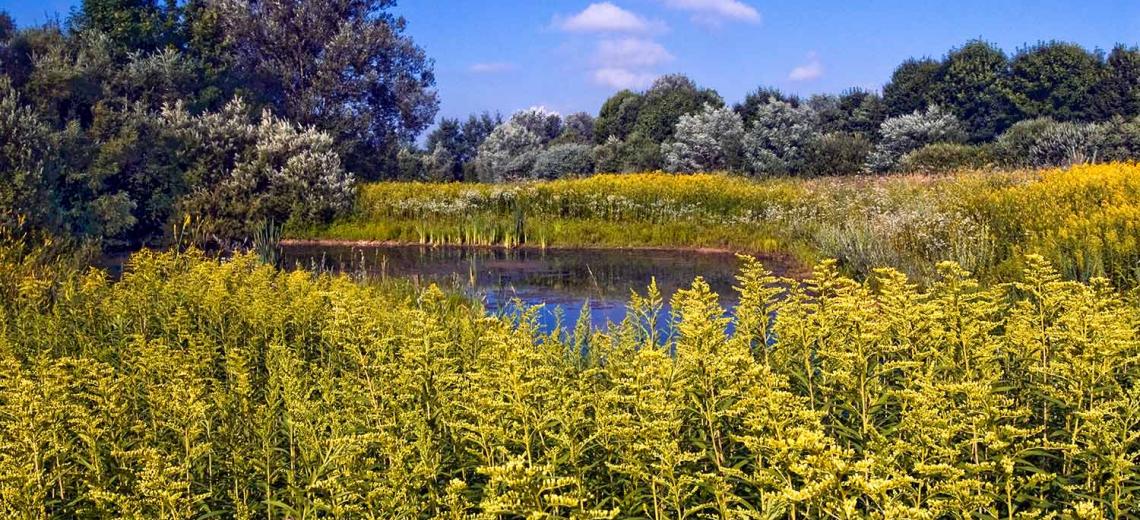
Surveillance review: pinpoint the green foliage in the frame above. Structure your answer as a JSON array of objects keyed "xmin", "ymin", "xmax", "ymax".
[
  {"xmin": 594, "ymin": 89, "xmax": 643, "ymax": 144},
  {"xmin": 883, "ymin": 58, "xmax": 940, "ymax": 116},
  {"xmin": 1100, "ymin": 116, "xmax": 1140, "ymax": 162},
  {"xmin": 1093, "ymin": 45, "xmax": 1140, "ymax": 120},
  {"xmin": 663, "ymin": 103, "xmax": 745, "ymax": 173},
  {"xmin": 530, "ymin": 143, "xmax": 595, "ymax": 179},
  {"xmin": 219, "ymin": 0, "xmax": 438, "ymax": 180},
  {"xmin": 2, "ymin": 249, "xmax": 1139, "ymax": 517},
  {"xmin": 734, "ymin": 86, "xmax": 801, "ymax": 128},
  {"xmin": 632, "ymin": 74, "xmax": 724, "ymax": 147},
  {"xmin": 899, "ymin": 142, "xmax": 994, "ymax": 174},
  {"xmin": 933, "ymin": 40, "xmax": 1019, "ymax": 142},
  {"xmin": 810, "ymin": 89, "xmax": 888, "ymax": 138},
  {"xmin": 1029, "ymin": 121, "xmax": 1106, "ymax": 168},
  {"xmin": 994, "ymin": 117, "xmax": 1058, "ymax": 168},
  {"xmin": 803, "ymin": 132, "xmax": 872, "ymax": 176},
  {"xmin": 867, "ymin": 105, "xmax": 967, "ymax": 172},
  {"xmin": 0, "ymin": 78, "xmax": 59, "ymax": 232},
  {"xmin": 1008, "ymin": 41, "xmax": 1105, "ymax": 122},
  {"xmin": 73, "ymin": 0, "xmax": 181, "ymax": 53},
  {"xmin": 591, "ymin": 136, "xmax": 626, "ymax": 174},
  {"xmin": 742, "ymin": 98, "xmax": 818, "ymax": 176}
]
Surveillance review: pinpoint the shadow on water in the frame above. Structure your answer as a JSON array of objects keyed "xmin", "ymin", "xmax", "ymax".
[{"xmin": 281, "ymin": 244, "xmax": 800, "ymax": 332}]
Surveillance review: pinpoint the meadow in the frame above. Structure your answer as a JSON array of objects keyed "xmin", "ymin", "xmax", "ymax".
[
  {"xmin": 296, "ymin": 163, "xmax": 1140, "ymax": 286},
  {"xmin": 2, "ymin": 244, "xmax": 1139, "ymax": 518}
]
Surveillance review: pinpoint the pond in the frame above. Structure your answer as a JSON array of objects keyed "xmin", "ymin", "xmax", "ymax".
[{"xmin": 281, "ymin": 243, "xmax": 802, "ymax": 331}]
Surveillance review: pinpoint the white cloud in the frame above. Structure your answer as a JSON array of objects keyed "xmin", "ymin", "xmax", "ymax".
[
  {"xmin": 589, "ymin": 37, "xmax": 672, "ymax": 90},
  {"xmin": 469, "ymin": 62, "xmax": 517, "ymax": 74},
  {"xmin": 788, "ymin": 53, "xmax": 824, "ymax": 81},
  {"xmin": 593, "ymin": 68, "xmax": 660, "ymax": 89},
  {"xmin": 557, "ymin": 2, "xmax": 661, "ymax": 33},
  {"xmin": 595, "ymin": 37, "xmax": 674, "ymax": 68},
  {"xmin": 661, "ymin": 0, "xmax": 760, "ymax": 25}
]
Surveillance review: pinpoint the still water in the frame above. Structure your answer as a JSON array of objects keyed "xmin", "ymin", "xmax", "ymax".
[{"xmin": 281, "ymin": 244, "xmax": 800, "ymax": 330}]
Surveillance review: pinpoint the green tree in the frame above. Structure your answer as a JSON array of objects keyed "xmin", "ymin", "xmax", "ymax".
[
  {"xmin": 1092, "ymin": 45, "xmax": 1140, "ymax": 120},
  {"xmin": 0, "ymin": 79, "xmax": 59, "ymax": 232},
  {"xmin": 1008, "ymin": 41, "xmax": 1105, "ymax": 122},
  {"xmin": 810, "ymin": 89, "xmax": 886, "ymax": 138},
  {"xmin": 883, "ymin": 57, "xmax": 940, "ymax": 116},
  {"xmin": 934, "ymin": 40, "xmax": 1018, "ymax": 142},
  {"xmin": 183, "ymin": 0, "xmax": 238, "ymax": 110},
  {"xmin": 631, "ymin": 74, "xmax": 722, "ymax": 145},
  {"xmin": 221, "ymin": 0, "xmax": 439, "ymax": 180},
  {"xmin": 460, "ymin": 112, "xmax": 500, "ymax": 161},
  {"xmin": 72, "ymin": 0, "xmax": 182, "ymax": 54},
  {"xmin": 425, "ymin": 118, "xmax": 463, "ymax": 181},
  {"xmin": 15, "ymin": 27, "xmax": 111, "ymax": 129},
  {"xmin": 594, "ymin": 89, "xmax": 642, "ymax": 143},
  {"xmin": 734, "ymin": 86, "xmax": 800, "ymax": 129}
]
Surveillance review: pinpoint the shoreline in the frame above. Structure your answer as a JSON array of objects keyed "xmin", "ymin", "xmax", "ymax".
[
  {"xmin": 280, "ymin": 238, "xmax": 779, "ymax": 258},
  {"xmin": 279, "ymin": 238, "xmax": 814, "ymax": 279}
]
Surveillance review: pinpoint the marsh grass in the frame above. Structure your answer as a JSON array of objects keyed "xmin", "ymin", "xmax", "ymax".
[{"xmin": 302, "ymin": 164, "xmax": 1140, "ymax": 285}]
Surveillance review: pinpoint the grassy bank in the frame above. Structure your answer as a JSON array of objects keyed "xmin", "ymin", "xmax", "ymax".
[
  {"xmin": 294, "ymin": 163, "xmax": 1140, "ymax": 285},
  {"xmin": 3, "ymin": 249, "xmax": 1139, "ymax": 517}
]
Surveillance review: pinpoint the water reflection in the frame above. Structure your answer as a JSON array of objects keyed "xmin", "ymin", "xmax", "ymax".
[{"xmin": 282, "ymin": 244, "xmax": 799, "ymax": 330}]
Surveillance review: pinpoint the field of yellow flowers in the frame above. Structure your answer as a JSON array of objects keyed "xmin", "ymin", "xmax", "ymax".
[
  {"xmin": 298, "ymin": 163, "xmax": 1140, "ymax": 285},
  {"xmin": 3, "ymin": 246, "xmax": 1140, "ymax": 518}
]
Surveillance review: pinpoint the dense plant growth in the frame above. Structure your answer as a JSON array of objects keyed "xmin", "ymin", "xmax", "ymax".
[
  {"xmin": 307, "ymin": 163, "xmax": 1140, "ymax": 286},
  {"xmin": 0, "ymin": 0, "xmax": 436, "ymax": 246},
  {"xmin": 2, "ymin": 248, "xmax": 1138, "ymax": 518}
]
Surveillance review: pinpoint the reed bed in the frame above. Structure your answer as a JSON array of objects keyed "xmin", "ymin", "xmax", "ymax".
[{"xmin": 299, "ymin": 164, "xmax": 1140, "ymax": 285}]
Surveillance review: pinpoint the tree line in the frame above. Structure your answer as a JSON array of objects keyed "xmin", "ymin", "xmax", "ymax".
[{"xmin": 412, "ymin": 40, "xmax": 1140, "ymax": 182}]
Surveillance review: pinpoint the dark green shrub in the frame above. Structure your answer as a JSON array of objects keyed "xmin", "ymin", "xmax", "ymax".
[
  {"xmin": 1100, "ymin": 116, "xmax": 1140, "ymax": 162},
  {"xmin": 899, "ymin": 142, "xmax": 994, "ymax": 173},
  {"xmin": 994, "ymin": 118, "xmax": 1056, "ymax": 168},
  {"xmin": 804, "ymin": 132, "xmax": 872, "ymax": 176},
  {"xmin": 592, "ymin": 137, "xmax": 625, "ymax": 173}
]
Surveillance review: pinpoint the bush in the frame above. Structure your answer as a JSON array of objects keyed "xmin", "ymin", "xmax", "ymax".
[
  {"xmin": 742, "ymin": 99, "xmax": 818, "ymax": 176},
  {"xmin": 501, "ymin": 150, "xmax": 540, "ymax": 180},
  {"xmin": 1029, "ymin": 121, "xmax": 1106, "ymax": 168},
  {"xmin": 995, "ymin": 118, "xmax": 1110, "ymax": 169},
  {"xmin": 662, "ymin": 103, "xmax": 744, "ymax": 173},
  {"xmin": 0, "ymin": 79, "xmax": 58, "ymax": 233},
  {"xmin": 592, "ymin": 136, "xmax": 625, "ymax": 173},
  {"xmin": 474, "ymin": 125, "xmax": 542, "ymax": 182},
  {"xmin": 867, "ymin": 106, "xmax": 967, "ymax": 172},
  {"xmin": 993, "ymin": 118, "xmax": 1057, "ymax": 168},
  {"xmin": 474, "ymin": 107, "xmax": 563, "ymax": 182},
  {"xmin": 899, "ymin": 142, "xmax": 994, "ymax": 173},
  {"xmin": 803, "ymin": 132, "xmax": 872, "ymax": 176},
  {"xmin": 229, "ymin": 111, "xmax": 355, "ymax": 228},
  {"xmin": 163, "ymin": 99, "xmax": 355, "ymax": 237},
  {"xmin": 623, "ymin": 132, "xmax": 663, "ymax": 171},
  {"xmin": 424, "ymin": 143, "xmax": 459, "ymax": 182},
  {"xmin": 530, "ymin": 143, "xmax": 594, "ymax": 179},
  {"xmin": 1099, "ymin": 116, "xmax": 1140, "ymax": 162}
]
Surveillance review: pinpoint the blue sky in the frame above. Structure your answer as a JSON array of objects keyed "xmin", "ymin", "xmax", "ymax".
[{"xmin": 5, "ymin": 0, "xmax": 1140, "ymax": 123}]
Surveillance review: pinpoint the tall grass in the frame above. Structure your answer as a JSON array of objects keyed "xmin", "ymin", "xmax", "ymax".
[
  {"xmin": 2, "ymin": 248, "xmax": 1139, "ymax": 517},
  {"xmin": 298, "ymin": 164, "xmax": 1140, "ymax": 285}
]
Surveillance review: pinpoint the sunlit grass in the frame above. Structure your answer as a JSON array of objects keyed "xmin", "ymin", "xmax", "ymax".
[{"xmin": 299, "ymin": 164, "xmax": 1140, "ymax": 285}]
